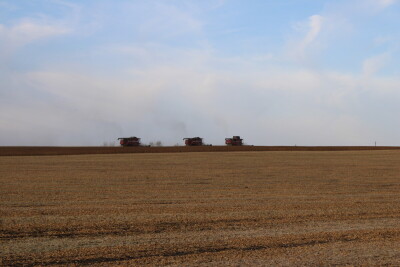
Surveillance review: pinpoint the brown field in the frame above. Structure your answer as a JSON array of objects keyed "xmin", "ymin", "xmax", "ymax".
[
  {"xmin": 1, "ymin": 149, "xmax": 400, "ymax": 266},
  {"xmin": 1, "ymin": 145, "xmax": 400, "ymax": 156}
]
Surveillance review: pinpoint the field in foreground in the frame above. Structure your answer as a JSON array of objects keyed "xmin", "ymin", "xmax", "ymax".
[{"xmin": 1, "ymin": 151, "xmax": 400, "ymax": 266}]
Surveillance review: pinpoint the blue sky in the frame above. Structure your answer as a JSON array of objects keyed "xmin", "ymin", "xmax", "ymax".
[{"xmin": 1, "ymin": 0, "xmax": 400, "ymax": 146}]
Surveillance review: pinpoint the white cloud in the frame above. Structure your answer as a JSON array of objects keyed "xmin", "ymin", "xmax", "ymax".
[
  {"xmin": 9, "ymin": 21, "xmax": 69, "ymax": 42},
  {"xmin": 362, "ymin": 52, "xmax": 390, "ymax": 76},
  {"xmin": 284, "ymin": 0, "xmax": 399, "ymax": 67},
  {"xmin": 376, "ymin": 0, "xmax": 397, "ymax": 8},
  {"xmin": 0, "ymin": 20, "xmax": 70, "ymax": 53},
  {"xmin": 288, "ymin": 14, "xmax": 324, "ymax": 61},
  {"xmin": 303, "ymin": 15, "xmax": 324, "ymax": 48}
]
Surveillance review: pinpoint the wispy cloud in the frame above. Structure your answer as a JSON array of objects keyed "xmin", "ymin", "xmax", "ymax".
[
  {"xmin": 285, "ymin": 0, "xmax": 399, "ymax": 66},
  {"xmin": 0, "ymin": 20, "xmax": 70, "ymax": 53},
  {"xmin": 287, "ymin": 14, "xmax": 324, "ymax": 61},
  {"xmin": 362, "ymin": 52, "xmax": 391, "ymax": 76},
  {"xmin": 303, "ymin": 15, "xmax": 324, "ymax": 48},
  {"xmin": 376, "ymin": 0, "xmax": 398, "ymax": 8}
]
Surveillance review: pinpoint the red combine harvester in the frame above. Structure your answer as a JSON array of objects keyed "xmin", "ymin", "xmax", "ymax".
[
  {"xmin": 183, "ymin": 137, "xmax": 203, "ymax": 146},
  {"xmin": 225, "ymin": 136, "xmax": 243, "ymax": 146},
  {"xmin": 118, "ymin": 137, "xmax": 141, "ymax": 147}
]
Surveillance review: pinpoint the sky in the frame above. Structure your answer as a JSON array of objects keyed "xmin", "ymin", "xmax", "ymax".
[{"xmin": 1, "ymin": 0, "xmax": 400, "ymax": 146}]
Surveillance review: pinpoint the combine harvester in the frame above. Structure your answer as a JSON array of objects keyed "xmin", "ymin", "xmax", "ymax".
[
  {"xmin": 118, "ymin": 137, "xmax": 141, "ymax": 147},
  {"xmin": 183, "ymin": 137, "xmax": 205, "ymax": 146},
  {"xmin": 225, "ymin": 136, "xmax": 243, "ymax": 146}
]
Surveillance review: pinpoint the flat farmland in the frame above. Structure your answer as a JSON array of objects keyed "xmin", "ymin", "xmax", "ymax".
[
  {"xmin": 1, "ymin": 150, "xmax": 400, "ymax": 266},
  {"xmin": 1, "ymin": 145, "xmax": 400, "ymax": 156}
]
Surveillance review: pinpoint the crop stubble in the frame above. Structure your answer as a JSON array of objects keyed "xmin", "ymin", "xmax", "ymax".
[{"xmin": 1, "ymin": 150, "xmax": 400, "ymax": 266}]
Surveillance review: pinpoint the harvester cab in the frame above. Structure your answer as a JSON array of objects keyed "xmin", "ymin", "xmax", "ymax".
[
  {"xmin": 118, "ymin": 137, "xmax": 141, "ymax": 147},
  {"xmin": 225, "ymin": 136, "xmax": 243, "ymax": 146},
  {"xmin": 183, "ymin": 137, "xmax": 203, "ymax": 146}
]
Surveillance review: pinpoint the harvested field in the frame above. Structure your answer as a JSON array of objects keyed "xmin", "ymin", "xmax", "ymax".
[
  {"xmin": 1, "ymin": 150, "xmax": 400, "ymax": 266},
  {"xmin": 1, "ymin": 145, "xmax": 400, "ymax": 156}
]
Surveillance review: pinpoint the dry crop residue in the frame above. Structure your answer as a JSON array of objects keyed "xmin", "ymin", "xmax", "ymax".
[{"xmin": 1, "ymin": 151, "xmax": 400, "ymax": 266}]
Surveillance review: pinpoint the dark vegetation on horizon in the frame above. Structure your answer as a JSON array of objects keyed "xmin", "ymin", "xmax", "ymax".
[{"xmin": 1, "ymin": 145, "xmax": 400, "ymax": 156}]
